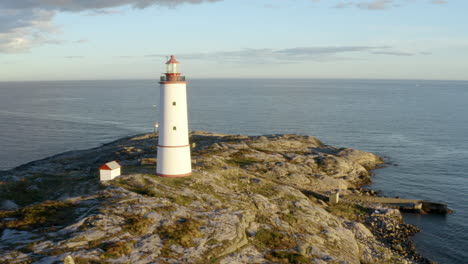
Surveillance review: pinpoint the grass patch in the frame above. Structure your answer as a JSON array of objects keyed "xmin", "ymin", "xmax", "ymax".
[
  {"xmin": 159, "ymin": 217, "xmax": 203, "ymax": 248},
  {"xmin": 100, "ymin": 240, "xmax": 133, "ymax": 259},
  {"xmin": 113, "ymin": 176, "xmax": 193, "ymax": 206},
  {"xmin": 133, "ymin": 186, "xmax": 162, "ymax": 197},
  {"xmin": 122, "ymin": 215, "xmax": 154, "ymax": 236},
  {"xmin": 256, "ymin": 184, "xmax": 280, "ymax": 198},
  {"xmin": 280, "ymin": 211, "xmax": 298, "ymax": 226},
  {"xmin": 113, "ymin": 177, "xmax": 161, "ymax": 197},
  {"xmin": 226, "ymin": 149, "xmax": 259, "ymax": 167},
  {"xmin": 122, "ymin": 164, "xmax": 154, "ymax": 175},
  {"xmin": 254, "ymin": 229, "xmax": 295, "ymax": 250},
  {"xmin": 218, "ymin": 168, "xmax": 242, "ymax": 180},
  {"xmin": 152, "ymin": 175, "xmax": 193, "ymax": 189},
  {"xmin": 265, "ymin": 250, "xmax": 313, "ymax": 264},
  {"xmin": 73, "ymin": 257, "xmax": 101, "ymax": 264},
  {"xmin": 0, "ymin": 200, "xmax": 75, "ymax": 231},
  {"xmin": 326, "ymin": 202, "xmax": 372, "ymax": 221},
  {"xmin": 0, "ymin": 178, "xmax": 40, "ymax": 205},
  {"xmin": 0, "ymin": 174, "xmax": 87, "ymax": 206},
  {"xmin": 170, "ymin": 195, "xmax": 192, "ymax": 206},
  {"xmin": 190, "ymin": 182, "xmax": 216, "ymax": 193},
  {"xmin": 190, "ymin": 182, "xmax": 227, "ymax": 203},
  {"xmin": 254, "ymin": 214, "xmax": 273, "ymax": 225},
  {"xmin": 226, "ymin": 157, "xmax": 258, "ymax": 167},
  {"xmin": 206, "ymin": 239, "xmax": 221, "ymax": 246},
  {"xmin": 154, "ymin": 205, "xmax": 177, "ymax": 213},
  {"xmin": 159, "ymin": 246, "xmax": 181, "ymax": 259}
]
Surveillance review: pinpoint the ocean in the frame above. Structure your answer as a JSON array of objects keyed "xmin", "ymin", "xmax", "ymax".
[{"xmin": 0, "ymin": 79, "xmax": 467, "ymax": 263}]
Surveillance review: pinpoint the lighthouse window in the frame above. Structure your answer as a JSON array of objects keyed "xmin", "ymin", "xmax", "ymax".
[
  {"xmin": 173, "ymin": 126, "xmax": 177, "ymax": 131},
  {"xmin": 172, "ymin": 101, "xmax": 176, "ymax": 106}
]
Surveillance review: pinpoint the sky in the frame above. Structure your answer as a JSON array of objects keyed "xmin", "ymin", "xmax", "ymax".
[{"xmin": 0, "ymin": 0, "xmax": 467, "ymax": 81}]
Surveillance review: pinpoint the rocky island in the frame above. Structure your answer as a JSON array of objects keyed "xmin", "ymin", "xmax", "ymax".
[{"xmin": 0, "ymin": 132, "xmax": 431, "ymax": 264}]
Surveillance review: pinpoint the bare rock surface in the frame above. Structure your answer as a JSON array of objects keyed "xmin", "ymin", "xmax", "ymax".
[{"xmin": 0, "ymin": 131, "xmax": 429, "ymax": 263}]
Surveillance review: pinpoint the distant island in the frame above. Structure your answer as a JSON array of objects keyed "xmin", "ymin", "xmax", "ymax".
[{"xmin": 0, "ymin": 131, "xmax": 432, "ymax": 263}]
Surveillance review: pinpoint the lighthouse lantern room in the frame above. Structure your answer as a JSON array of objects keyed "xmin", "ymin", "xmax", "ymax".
[
  {"xmin": 166, "ymin": 57, "xmax": 179, "ymax": 73},
  {"xmin": 156, "ymin": 55, "xmax": 192, "ymax": 177}
]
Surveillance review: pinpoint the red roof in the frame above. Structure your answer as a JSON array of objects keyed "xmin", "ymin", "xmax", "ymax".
[
  {"xmin": 166, "ymin": 55, "xmax": 180, "ymax": 64},
  {"xmin": 99, "ymin": 160, "xmax": 121, "ymax": 170}
]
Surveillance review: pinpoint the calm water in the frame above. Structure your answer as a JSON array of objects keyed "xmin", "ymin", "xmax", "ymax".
[{"xmin": 0, "ymin": 79, "xmax": 467, "ymax": 263}]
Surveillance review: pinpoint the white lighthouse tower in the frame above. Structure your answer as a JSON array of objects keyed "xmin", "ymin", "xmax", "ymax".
[{"xmin": 156, "ymin": 55, "xmax": 192, "ymax": 177}]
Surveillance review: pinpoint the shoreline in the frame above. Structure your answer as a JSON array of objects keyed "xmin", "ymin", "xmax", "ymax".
[{"xmin": 0, "ymin": 131, "xmax": 434, "ymax": 263}]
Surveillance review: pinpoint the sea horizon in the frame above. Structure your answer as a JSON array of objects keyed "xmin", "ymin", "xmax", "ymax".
[{"xmin": 2, "ymin": 77, "xmax": 468, "ymax": 83}]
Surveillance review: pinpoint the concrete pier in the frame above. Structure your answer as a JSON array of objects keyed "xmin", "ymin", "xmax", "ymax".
[{"xmin": 342, "ymin": 195, "xmax": 453, "ymax": 214}]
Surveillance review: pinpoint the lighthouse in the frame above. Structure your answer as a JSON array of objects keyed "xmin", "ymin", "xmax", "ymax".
[{"xmin": 156, "ymin": 55, "xmax": 192, "ymax": 177}]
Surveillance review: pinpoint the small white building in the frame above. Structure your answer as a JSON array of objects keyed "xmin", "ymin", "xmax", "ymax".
[{"xmin": 99, "ymin": 161, "xmax": 122, "ymax": 181}]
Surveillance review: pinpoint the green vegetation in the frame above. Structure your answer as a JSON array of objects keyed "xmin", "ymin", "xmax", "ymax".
[
  {"xmin": 226, "ymin": 150, "xmax": 259, "ymax": 167},
  {"xmin": 0, "ymin": 200, "xmax": 75, "ymax": 230},
  {"xmin": 256, "ymin": 184, "xmax": 280, "ymax": 198},
  {"xmin": 326, "ymin": 202, "xmax": 372, "ymax": 221},
  {"xmin": 254, "ymin": 229, "xmax": 295, "ymax": 250},
  {"xmin": 226, "ymin": 156, "xmax": 258, "ymax": 167},
  {"xmin": 153, "ymin": 176, "xmax": 193, "ymax": 188},
  {"xmin": 122, "ymin": 215, "xmax": 154, "ymax": 236},
  {"xmin": 217, "ymin": 167, "xmax": 242, "ymax": 180},
  {"xmin": 254, "ymin": 214, "xmax": 273, "ymax": 225},
  {"xmin": 73, "ymin": 257, "xmax": 100, "ymax": 264},
  {"xmin": 113, "ymin": 177, "xmax": 158, "ymax": 196},
  {"xmin": 169, "ymin": 195, "xmax": 192, "ymax": 206},
  {"xmin": 159, "ymin": 217, "xmax": 203, "ymax": 248},
  {"xmin": 265, "ymin": 250, "xmax": 313, "ymax": 264},
  {"xmin": 190, "ymin": 182, "xmax": 227, "ymax": 203},
  {"xmin": 206, "ymin": 239, "xmax": 221, "ymax": 246},
  {"xmin": 113, "ymin": 176, "xmax": 195, "ymax": 206},
  {"xmin": 100, "ymin": 240, "xmax": 133, "ymax": 259},
  {"xmin": 114, "ymin": 173, "xmax": 193, "ymax": 190},
  {"xmin": 0, "ymin": 173, "xmax": 88, "ymax": 206},
  {"xmin": 250, "ymin": 142, "xmax": 278, "ymax": 152},
  {"xmin": 121, "ymin": 164, "xmax": 154, "ymax": 175},
  {"xmin": 133, "ymin": 186, "xmax": 162, "ymax": 197},
  {"xmin": 154, "ymin": 205, "xmax": 177, "ymax": 213},
  {"xmin": 280, "ymin": 211, "xmax": 298, "ymax": 225}
]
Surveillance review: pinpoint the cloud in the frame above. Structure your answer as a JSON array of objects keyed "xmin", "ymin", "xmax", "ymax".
[
  {"xmin": 73, "ymin": 39, "xmax": 89, "ymax": 44},
  {"xmin": 278, "ymin": 46, "xmax": 388, "ymax": 55},
  {"xmin": 86, "ymin": 9, "xmax": 126, "ymax": 16},
  {"xmin": 0, "ymin": 0, "xmax": 449, "ymax": 53},
  {"xmin": 431, "ymin": 0, "xmax": 448, "ymax": 4},
  {"xmin": 372, "ymin": 51, "xmax": 414, "ymax": 56},
  {"xmin": 61, "ymin": 56, "xmax": 85, "ymax": 59},
  {"xmin": 0, "ymin": 9, "xmax": 50, "ymax": 33},
  {"xmin": 335, "ymin": 0, "xmax": 395, "ymax": 10},
  {"xmin": 0, "ymin": 0, "xmax": 221, "ymax": 53},
  {"xmin": 115, "ymin": 55, "xmax": 141, "ymax": 58},
  {"xmin": 0, "ymin": 9, "xmax": 59, "ymax": 53},
  {"xmin": 335, "ymin": 0, "xmax": 449, "ymax": 10},
  {"xmin": 357, "ymin": 0, "xmax": 394, "ymax": 10},
  {"xmin": 0, "ymin": 0, "xmax": 222, "ymax": 12},
  {"xmin": 144, "ymin": 46, "xmax": 427, "ymax": 63}
]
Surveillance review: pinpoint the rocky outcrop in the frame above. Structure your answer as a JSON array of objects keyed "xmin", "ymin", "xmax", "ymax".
[{"xmin": 0, "ymin": 131, "xmax": 429, "ymax": 264}]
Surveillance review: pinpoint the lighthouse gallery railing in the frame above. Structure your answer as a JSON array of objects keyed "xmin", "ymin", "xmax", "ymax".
[{"xmin": 160, "ymin": 76, "xmax": 186, "ymax": 82}]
